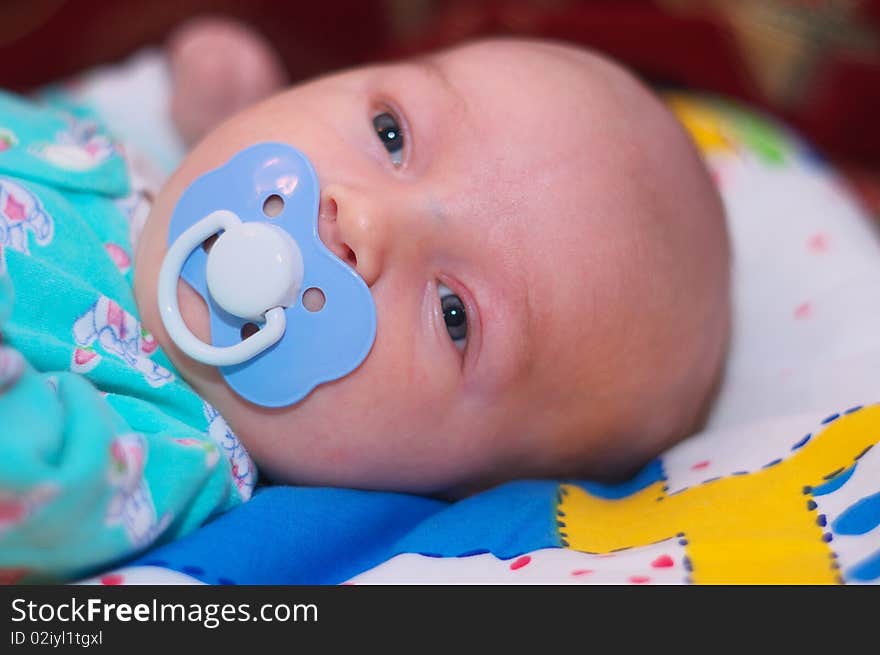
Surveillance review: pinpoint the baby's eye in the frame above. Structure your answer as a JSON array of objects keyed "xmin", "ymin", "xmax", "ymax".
[
  {"xmin": 438, "ymin": 283, "xmax": 467, "ymax": 351},
  {"xmin": 372, "ymin": 111, "xmax": 404, "ymax": 166}
]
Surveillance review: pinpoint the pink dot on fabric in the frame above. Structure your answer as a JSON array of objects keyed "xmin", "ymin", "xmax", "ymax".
[
  {"xmin": 571, "ymin": 569, "xmax": 593, "ymax": 576},
  {"xmin": 651, "ymin": 555, "xmax": 674, "ymax": 569},
  {"xmin": 104, "ymin": 243, "xmax": 131, "ymax": 271},
  {"xmin": 691, "ymin": 460, "xmax": 710, "ymax": 471},
  {"xmin": 510, "ymin": 556, "xmax": 532, "ymax": 571},
  {"xmin": 100, "ymin": 574, "xmax": 124, "ymax": 585},
  {"xmin": 807, "ymin": 233, "xmax": 830, "ymax": 253},
  {"xmin": 629, "ymin": 576, "xmax": 651, "ymax": 584},
  {"xmin": 4, "ymin": 195, "xmax": 25, "ymax": 222},
  {"xmin": 0, "ymin": 500, "xmax": 26, "ymax": 522},
  {"xmin": 794, "ymin": 301, "xmax": 813, "ymax": 320},
  {"xmin": 73, "ymin": 348, "xmax": 97, "ymax": 366}
]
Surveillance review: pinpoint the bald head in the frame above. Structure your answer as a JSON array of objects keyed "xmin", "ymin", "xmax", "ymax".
[
  {"xmin": 431, "ymin": 39, "xmax": 731, "ymax": 481},
  {"xmin": 136, "ymin": 36, "xmax": 730, "ymax": 495}
]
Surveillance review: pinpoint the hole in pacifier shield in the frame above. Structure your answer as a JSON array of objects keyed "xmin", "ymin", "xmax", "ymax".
[
  {"xmin": 240, "ymin": 322, "xmax": 259, "ymax": 340},
  {"xmin": 303, "ymin": 288, "xmax": 325, "ymax": 312},
  {"xmin": 263, "ymin": 194, "xmax": 284, "ymax": 218}
]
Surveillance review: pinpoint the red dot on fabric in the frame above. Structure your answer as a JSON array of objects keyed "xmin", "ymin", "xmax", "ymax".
[
  {"xmin": 794, "ymin": 301, "xmax": 813, "ymax": 320},
  {"xmin": 571, "ymin": 569, "xmax": 593, "ymax": 576},
  {"xmin": 691, "ymin": 460, "xmax": 710, "ymax": 471},
  {"xmin": 100, "ymin": 574, "xmax": 124, "ymax": 585},
  {"xmin": 807, "ymin": 233, "xmax": 830, "ymax": 253},
  {"xmin": 629, "ymin": 576, "xmax": 651, "ymax": 584},
  {"xmin": 510, "ymin": 556, "xmax": 532, "ymax": 571},
  {"xmin": 651, "ymin": 555, "xmax": 674, "ymax": 569}
]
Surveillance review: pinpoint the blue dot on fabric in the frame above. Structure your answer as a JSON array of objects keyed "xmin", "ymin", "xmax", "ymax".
[
  {"xmin": 811, "ymin": 465, "xmax": 856, "ymax": 497},
  {"xmin": 847, "ymin": 549, "xmax": 880, "ymax": 583},
  {"xmin": 832, "ymin": 491, "xmax": 880, "ymax": 536}
]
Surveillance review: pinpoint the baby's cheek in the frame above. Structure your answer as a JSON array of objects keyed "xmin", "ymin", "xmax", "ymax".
[
  {"xmin": 176, "ymin": 280, "xmax": 212, "ymax": 342},
  {"xmin": 221, "ymin": 340, "xmax": 487, "ymax": 490},
  {"xmin": 231, "ymin": 419, "xmax": 306, "ymax": 485}
]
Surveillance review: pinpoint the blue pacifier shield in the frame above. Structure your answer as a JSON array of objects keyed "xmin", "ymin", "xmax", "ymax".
[{"xmin": 167, "ymin": 143, "xmax": 376, "ymax": 407}]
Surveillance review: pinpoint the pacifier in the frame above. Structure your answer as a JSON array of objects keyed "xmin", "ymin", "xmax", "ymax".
[{"xmin": 157, "ymin": 143, "xmax": 376, "ymax": 407}]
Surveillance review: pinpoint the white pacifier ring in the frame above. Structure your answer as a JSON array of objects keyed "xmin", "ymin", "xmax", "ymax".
[{"xmin": 158, "ymin": 209, "xmax": 303, "ymax": 366}]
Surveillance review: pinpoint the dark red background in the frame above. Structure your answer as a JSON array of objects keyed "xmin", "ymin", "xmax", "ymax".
[{"xmin": 1, "ymin": 0, "xmax": 878, "ymax": 175}]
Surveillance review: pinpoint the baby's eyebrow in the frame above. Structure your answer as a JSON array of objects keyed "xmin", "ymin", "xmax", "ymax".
[{"xmin": 409, "ymin": 57, "xmax": 463, "ymax": 108}]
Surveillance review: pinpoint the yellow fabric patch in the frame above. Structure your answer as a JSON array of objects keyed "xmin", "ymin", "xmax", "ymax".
[{"xmin": 557, "ymin": 406, "xmax": 879, "ymax": 584}]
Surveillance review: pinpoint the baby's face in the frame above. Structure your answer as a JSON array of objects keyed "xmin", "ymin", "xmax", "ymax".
[{"xmin": 135, "ymin": 39, "xmax": 729, "ymax": 495}]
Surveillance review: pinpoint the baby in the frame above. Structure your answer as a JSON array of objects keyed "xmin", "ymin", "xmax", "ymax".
[{"xmin": 0, "ymin": 31, "xmax": 729, "ymax": 582}]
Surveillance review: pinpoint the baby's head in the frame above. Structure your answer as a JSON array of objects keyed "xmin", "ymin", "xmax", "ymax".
[{"xmin": 135, "ymin": 38, "xmax": 730, "ymax": 495}]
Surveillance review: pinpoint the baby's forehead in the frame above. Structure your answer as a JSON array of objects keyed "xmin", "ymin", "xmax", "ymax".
[
  {"xmin": 434, "ymin": 38, "xmax": 590, "ymax": 72},
  {"xmin": 432, "ymin": 39, "xmax": 617, "ymax": 96},
  {"xmin": 421, "ymin": 40, "xmax": 647, "ymax": 146}
]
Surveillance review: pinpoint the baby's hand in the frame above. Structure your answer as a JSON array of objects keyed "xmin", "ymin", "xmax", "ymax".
[{"xmin": 167, "ymin": 16, "xmax": 288, "ymax": 146}]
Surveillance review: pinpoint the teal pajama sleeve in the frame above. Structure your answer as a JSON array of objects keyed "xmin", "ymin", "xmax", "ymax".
[{"xmin": 0, "ymin": 91, "xmax": 255, "ymax": 583}]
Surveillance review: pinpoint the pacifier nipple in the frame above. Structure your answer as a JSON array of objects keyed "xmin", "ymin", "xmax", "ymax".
[
  {"xmin": 206, "ymin": 221, "xmax": 303, "ymax": 321},
  {"xmin": 158, "ymin": 209, "xmax": 291, "ymax": 368}
]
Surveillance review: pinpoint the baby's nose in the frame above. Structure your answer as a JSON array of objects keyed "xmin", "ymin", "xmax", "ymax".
[{"xmin": 317, "ymin": 185, "xmax": 385, "ymax": 287}]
